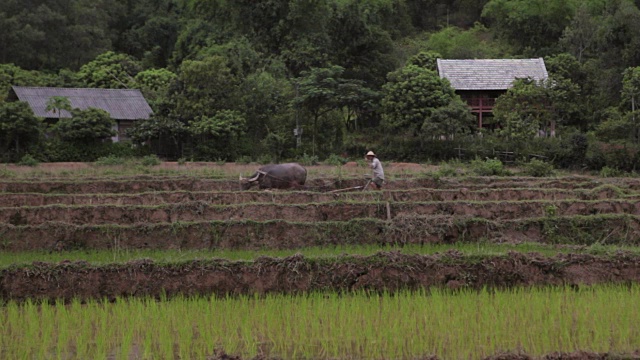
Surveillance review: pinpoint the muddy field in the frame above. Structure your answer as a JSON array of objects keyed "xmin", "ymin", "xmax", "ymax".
[
  {"xmin": 3, "ymin": 163, "xmax": 640, "ymax": 359},
  {"xmin": 2, "ymin": 164, "xmax": 640, "ymax": 301}
]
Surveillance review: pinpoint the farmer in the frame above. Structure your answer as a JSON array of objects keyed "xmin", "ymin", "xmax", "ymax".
[{"xmin": 365, "ymin": 151, "xmax": 384, "ymax": 190}]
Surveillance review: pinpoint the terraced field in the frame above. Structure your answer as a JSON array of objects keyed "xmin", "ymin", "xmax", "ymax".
[{"xmin": 1, "ymin": 163, "xmax": 640, "ymax": 359}]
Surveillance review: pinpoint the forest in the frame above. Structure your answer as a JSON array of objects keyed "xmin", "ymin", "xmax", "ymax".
[{"xmin": 3, "ymin": 0, "xmax": 640, "ymax": 171}]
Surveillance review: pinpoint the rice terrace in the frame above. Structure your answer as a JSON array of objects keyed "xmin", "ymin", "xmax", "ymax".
[{"xmin": 1, "ymin": 161, "xmax": 640, "ymax": 360}]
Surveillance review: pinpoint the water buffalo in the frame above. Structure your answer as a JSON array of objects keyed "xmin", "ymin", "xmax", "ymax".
[{"xmin": 239, "ymin": 163, "xmax": 307, "ymax": 190}]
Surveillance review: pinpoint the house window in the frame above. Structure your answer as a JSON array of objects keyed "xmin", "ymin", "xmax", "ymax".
[{"xmin": 118, "ymin": 121, "xmax": 134, "ymax": 141}]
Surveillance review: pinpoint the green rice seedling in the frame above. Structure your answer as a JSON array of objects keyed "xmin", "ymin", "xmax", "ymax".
[
  {"xmin": 3, "ymin": 242, "xmax": 640, "ymax": 268},
  {"xmin": 1, "ymin": 285, "xmax": 640, "ymax": 358}
]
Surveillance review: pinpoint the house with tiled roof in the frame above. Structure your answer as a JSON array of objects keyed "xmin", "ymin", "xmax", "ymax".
[
  {"xmin": 8, "ymin": 86, "xmax": 153, "ymax": 142},
  {"xmin": 437, "ymin": 58, "xmax": 549, "ymax": 129}
]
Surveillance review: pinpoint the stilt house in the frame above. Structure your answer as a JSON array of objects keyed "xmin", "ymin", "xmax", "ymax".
[{"xmin": 437, "ymin": 58, "xmax": 549, "ymax": 130}]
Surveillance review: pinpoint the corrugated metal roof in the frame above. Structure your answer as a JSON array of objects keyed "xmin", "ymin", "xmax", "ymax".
[
  {"xmin": 436, "ymin": 58, "xmax": 548, "ymax": 91},
  {"xmin": 10, "ymin": 86, "xmax": 153, "ymax": 120}
]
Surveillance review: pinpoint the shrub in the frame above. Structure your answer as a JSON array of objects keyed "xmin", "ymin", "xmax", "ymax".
[
  {"xmin": 436, "ymin": 159, "xmax": 466, "ymax": 177},
  {"xmin": 42, "ymin": 140, "xmax": 141, "ymax": 162},
  {"xmin": 94, "ymin": 155, "xmax": 127, "ymax": 166},
  {"xmin": 600, "ymin": 166, "xmax": 623, "ymax": 178},
  {"xmin": 324, "ymin": 154, "xmax": 348, "ymax": 166},
  {"xmin": 256, "ymin": 154, "xmax": 273, "ymax": 165},
  {"xmin": 521, "ymin": 158, "xmax": 555, "ymax": 177},
  {"xmin": 18, "ymin": 154, "xmax": 39, "ymax": 166},
  {"xmin": 235, "ymin": 155, "xmax": 252, "ymax": 164},
  {"xmin": 140, "ymin": 154, "xmax": 161, "ymax": 166},
  {"xmin": 298, "ymin": 153, "xmax": 319, "ymax": 166},
  {"xmin": 470, "ymin": 157, "xmax": 507, "ymax": 176}
]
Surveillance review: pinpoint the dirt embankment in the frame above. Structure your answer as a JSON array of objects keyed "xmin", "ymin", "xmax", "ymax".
[
  {"xmin": 1, "ymin": 214, "xmax": 640, "ymax": 252},
  {"xmin": 2, "ymin": 199, "xmax": 640, "ymax": 226},
  {"xmin": 0, "ymin": 176, "xmax": 623, "ymax": 194},
  {"xmin": 0, "ymin": 187, "xmax": 629, "ymax": 207},
  {"xmin": 2, "ymin": 252, "xmax": 639, "ymax": 302}
]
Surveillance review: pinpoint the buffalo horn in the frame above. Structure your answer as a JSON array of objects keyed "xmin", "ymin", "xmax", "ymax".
[{"xmin": 248, "ymin": 173, "xmax": 261, "ymax": 182}]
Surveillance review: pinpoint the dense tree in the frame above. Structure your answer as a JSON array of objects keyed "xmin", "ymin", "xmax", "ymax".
[
  {"xmin": 0, "ymin": 0, "xmax": 114, "ymax": 70},
  {"xmin": 620, "ymin": 66, "xmax": 640, "ymax": 142},
  {"xmin": 189, "ymin": 109, "xmax": 246, "ymax": 160},
  {"xmin": 406, "ymin": 51, "xmax": 441, "ymax": 71},
  {"xmin": 240, "ymin": 68, "xmax": 294, "ymax": 156},
  {"xmin": 294, "ymin": 65, "xmax": 379, "ymax": 155},
  {"xmin": 421, "ymin": 98, "xmax": 474, "ymax": 140},
  {"xmin": 52, "ymin": 108, "xmax": 116, "ymax": 144},
  {"xmin": 560, "ymin": 3, "xmax": 598, "ymax": 63},
  {"xmin": 425, "ymin": 24, "xmax": 506, "ymax": 59},
  {"xmin": 77, "ymin": 52, "xmax": 142, "ymax": 88},
  {"xmin": 0, "ymin": 64, "xmax": 63, "ymax": 101},
  {"xmin": 113, "ymin": 0, "xmax": 180, "ymax": 68},
  {"xmin": 326, "ymin": 1, "xmax": 397, "ymax": 85},
  {"xmin": 381, "ymin": 65, "xmax": 458, "ymax": 136},
  {"xmin": 482, "ymin": 0, "xmax": 576, "ymax": 55},
  {"xmin": 493, "ymin": 78, "xmax": 561, "ymax": 144},
  {"xmin": 0, "ymin": 101, "xmax": 43, "ymax": 161},
  {"xmin": 134, "ymin": 68, "xmax": 177, "ymax": 108},
  {"xmin": 2, "ymin": 0, "xmax": 640, "ymax": 164},
  {"xmin": 171, "ymin": 55, "xmax": 241, "ymax": 122}
]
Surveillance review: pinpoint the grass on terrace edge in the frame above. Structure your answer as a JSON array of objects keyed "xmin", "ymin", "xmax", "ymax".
[{"xmin": 0, "ymin": 242, "xmax": 637, "ymax": 268}]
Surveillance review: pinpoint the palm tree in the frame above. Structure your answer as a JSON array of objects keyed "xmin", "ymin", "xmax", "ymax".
[{"xmin": 45, "ymin": 96, "xmax": 72, "ymax": 121}]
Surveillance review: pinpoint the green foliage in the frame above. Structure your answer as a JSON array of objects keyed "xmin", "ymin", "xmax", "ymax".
[
  {"xmin": 189, "ymin": 110, "xmax": 247, "ymax": 161},
  {"xmin": 493, "ymin": 78, "xmax": 568, "ymax": 149},
  {"xmin": 174, "ymin": 56, "xmax": 241, "ymax": 121},
  {"xmin": 324, "ymin": 154, "xmax": 348, "ymax": 166},
  {"xmin": 235, "ymin": 155, "xmax": 252, "ymax": 164},
  {"xmin": 77, "ymin": 52, "xmax": 142, "ymax": 88},
  {"xmin": 134, "ymin": 68, "xmax": 177, "ymax": 106},
  {"xmin": 261, "ymin": 131, "xmax": 288, "ymax": 163},
  {"xmin": 594, "ymin": 108, "xmax": 635, "ymax": 142},
  {"xmin": 381, "ymin": 65, "xmax": 459, "ymax": 136},
  {"xmin": 0, "ymin": 65, "xmax": 56, "ymax": 101},
  {"xmin": 42, "ymin": 139, "xmax": 139, "ymax": 162},
  {"xmin": 544, "ymin": 205, "xmax": 558, "ymax": 217},
  {"xmin": 470, "ymin": 157, "xmax": 508, "ymax": 176},
  {"xmin": 425, "ymin": 24, "xmax": 505, "ymax": 59},
  {"xmin": 298, "ymin": 153, "xmax": 319, "ymax": 166},
  {"xmin": 586, "ymin": 141, "xmax": 640, "ymax": 172},
  {"xmin": 521, "ymin": 158, "xmax": 555, "ymax": 177},
  {"xmin": 0, "ymin": 0, "xmax": 112, "ymax": 70},
  {"xmin": 421, "ymin": 98, "xmax": 475, "ymax": 140},
  {"xmin": 436, "ymin": 159, "xmax": 467, "ymax": 177},
  {"xmin": 140, "ymin": 154, "xmax": 161, "ymax": 166},
  {"xmin": 45, "ymin": 96, "xmax": 72, "ymax": 119},
  {"xmin": 482, "ymin": 0, "xmax": 575, "ymax": 54},
  {"xmin": 600, "ymin": 166, "xmax": 624, "ymax": 178},
  {"xmin": 0, "ymin": 101, "xmax": 43, "ymax": 162},
  {"xmin": 17, "ymin": 154, "xmax": 39, "ymax": 166},
  {"xmin": 52, "ymin": 108, "xmax": 116, "ymax": 144},
  {"xmin": 406, "ymin": 51, "xmax": 441, "ymax": 70}
]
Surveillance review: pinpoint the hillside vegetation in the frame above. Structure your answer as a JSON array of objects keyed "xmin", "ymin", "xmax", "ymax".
[{"xmin": 2, "ymin": 0, "xmax": 640, "ymax": 171}]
